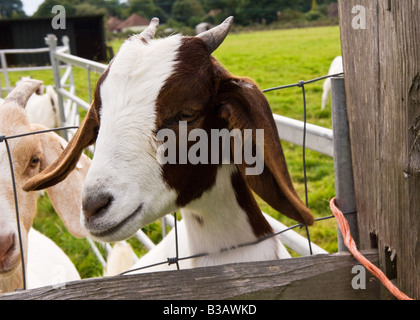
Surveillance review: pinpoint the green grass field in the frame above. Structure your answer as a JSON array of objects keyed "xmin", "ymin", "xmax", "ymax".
[{"xmin": 2, "ymin": 25, "xmax": 341, "ymax": 278}]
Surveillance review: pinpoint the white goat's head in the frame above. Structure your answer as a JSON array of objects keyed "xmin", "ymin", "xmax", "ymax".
[
  {"xmin": 24, "ymin": 17, "xmax": 314, "ymax": 243},
  {"xmin": 0, "ymin": 79, "xmax": 89, "ymax": 291}
]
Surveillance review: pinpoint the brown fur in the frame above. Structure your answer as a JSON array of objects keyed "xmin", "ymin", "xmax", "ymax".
[
  {"xmin": 156, "ymin": 38, "xmax": 219, "ymax": 207},
  {"xmin": 158, "ymin": 37, "xmax": 314, "ymax": 226},
  {"xmin": 23, "ymin": 33, "xmax": 314, "ymax": 230}
]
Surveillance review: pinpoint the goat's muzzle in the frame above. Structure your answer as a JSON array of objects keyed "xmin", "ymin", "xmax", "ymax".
[
  {"xmin": 82, "ymin": 191, "xmax": 114, "ymax": 221},
  {"xmin": 0, "ymin": 231, "xmax": 19, "ymax": 273}
]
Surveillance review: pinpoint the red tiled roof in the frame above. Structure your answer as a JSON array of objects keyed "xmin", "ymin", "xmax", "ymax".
[
  {"xmin": 107, "ymin": 16, "xmax": 123, "ymax": 31},
  {"xmin": 117, "ymin": 13, "xmax": 150, "ymax": 30}
]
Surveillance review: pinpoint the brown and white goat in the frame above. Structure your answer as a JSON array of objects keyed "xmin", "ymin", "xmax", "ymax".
[
  {"xmin": 24, "ymin": 17, "xmax": 314, "ymax": 268},
  {"xmin": 0, "ymin": 79, "xmax": 89, "ymax": 292}
]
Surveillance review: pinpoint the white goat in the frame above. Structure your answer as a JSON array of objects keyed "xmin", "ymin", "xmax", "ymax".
[
  {"xmin": 26, "ymin": 85, "xmax": 60, "ymax": 128},
  {"xmin": 104, "ymin": 241, "xmax": 137, "ymax": 276},
  {"xmin": 26, "ymin": 228, "xmax": 80, "ymax": 289},
  {"xmin": 24, "ymin": 18, "xmax": 316, "ymax": 271},
  {"xmin": 321, "ymin": 56, "xmax": 343, "ymax": 109},
  {"xmin": 0, "ymin": 79, "xmax": 90, "ymax": 293}
]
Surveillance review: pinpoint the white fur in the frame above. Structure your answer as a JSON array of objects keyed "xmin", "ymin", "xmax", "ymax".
[
  {"xmin": 26, "ymin": 86, "xmax": 60, "ymax": 128},
  {"xmin": 130, "ymin": 165, "xmax": 290, "ymax": 273},
  {"xmin": 181, "ymin": 165, "xmax": 281, "ymax": 264},
  {"xmin": 105, "ymin": 242, "xmax": 137, "ymax": 276},
  {"xmin": 322, "ymin": 56, "xmax": 343, "ymax": 109},
  {"xmin": 27, "ymin": 228, "xmax": 80, "ymax": 289},
  {"xmin": 81, "ymin": 36, "xmax": 181, "ymax": 242}
]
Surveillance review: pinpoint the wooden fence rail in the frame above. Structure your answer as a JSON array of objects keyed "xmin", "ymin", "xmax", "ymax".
[{"xmin": 0, "ymin": 251, "xmax": 380, "ymax": 300}]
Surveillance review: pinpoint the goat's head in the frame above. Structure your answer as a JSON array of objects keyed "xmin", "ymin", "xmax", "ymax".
[
  {"xmin": 0, "ymin": 79, "xmax": 89, "ymax": 286},
  {"xmin": 24, "ymin": 17, "xmax": 314, "ymax": 242}
]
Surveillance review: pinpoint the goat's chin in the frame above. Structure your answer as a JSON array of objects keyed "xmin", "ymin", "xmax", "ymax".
[
  {"xmin": 81, "ymin": 187, "xmax": 179, "ymax": 242},
  {"xmin": 83, "ymin": 203, "xmax": 145, "ymax": 242},
  {"xmin": 0, "ymin": 258, "xmax": 21, "ymax": 276},
  {"xmin": 83, "ymin": 203, "xmax": 171, "ymax": 243}
]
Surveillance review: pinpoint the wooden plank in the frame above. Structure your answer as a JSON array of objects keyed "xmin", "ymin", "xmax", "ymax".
[
  {"xmin": 338, "ymin": 0, "xmax": 420, "ymax": 299},
  {"xmin": 0, "ymin": 251, "xmax": 380, "ymax": 300},
  {"xmin": 377, "ymin": 0, "xmax": 420, "ymax": 298},
  {"xmin": 338, "ymin": 0, "xmax": 380, "ymax": 250}
]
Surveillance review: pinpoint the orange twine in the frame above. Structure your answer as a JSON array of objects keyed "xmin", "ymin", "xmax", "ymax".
[{"xmin": 330, "ymin": 197, "xmax": 413, "ymax": 300}]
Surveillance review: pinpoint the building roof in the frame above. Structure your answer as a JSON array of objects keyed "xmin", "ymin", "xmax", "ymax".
[
  {"xmin": 107, "ymin": 16, "xmax": 123, "ymax": 32},
  {"xmin": 117, "ymin": 13, "xmax": 150, "ymax": 31}
]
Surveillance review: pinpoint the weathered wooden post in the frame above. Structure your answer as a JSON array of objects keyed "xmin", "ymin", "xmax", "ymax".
[{"xmin": 338, "ymin": 0, "xmax": 420, "ymax": 299}]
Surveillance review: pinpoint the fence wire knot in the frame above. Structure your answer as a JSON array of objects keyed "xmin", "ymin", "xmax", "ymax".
[
  {"xmin": 167, "ymin": 257, "xmax": 178, "ymax": 265},
  {"xmin": 0, "ymin": 135, "xmax": 5, "ymax": 143}
]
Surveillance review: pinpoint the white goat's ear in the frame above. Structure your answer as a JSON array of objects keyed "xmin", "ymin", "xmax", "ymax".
[
  {"xmin": 31, "ymin": 124, "xmax": 90, "ymax": 238},
  {"xmin": 130, "ymin": 17, "xmax": 159, "ymax": 43},
  {"xmin": 3, "ymin": 78, "xmax": 42, "ymax": 108},
  {"xmin": 217, "ymin": 75, "xmax": 314, "ymax": 226}
]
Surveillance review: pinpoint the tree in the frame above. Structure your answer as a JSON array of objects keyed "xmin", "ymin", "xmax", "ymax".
[
  {"xmin": 126, "ymin": 0, "xmax": 167, "ymax": 21},
  {"xmin": 34, "ymin": 0, "xmax": 79, "ymax": 17},
  {"xmin": 202, "ymin": 0, "xmax": 239, "ymax": 24},
  {"xmin": 311, "ymin": 0, "xmax": 318, "ymax": 11},
  {"xmin": 74, "ymin": 3, "xmax": 107, "ymax": 16},
  {"xmin": 155, "ymin": 0, "xmax": 174, "ymax": 15},
  {"xmin": 0, "ymin": 0, "xmax": 26, "ymax": 18},
  {"xmin": 171, "ymin": 0, "xmax": 204, "ymax": 25},
  {"xmin": 235, "ymin": 0, "xmax": 280, "ymax": 25},
  {"xmin": 101, "ymin": 0, "xmax": 128, "ymax": 18},
  {"xmin": 33, "ymin": 0, "xmax": 125, "ymax": 18}
]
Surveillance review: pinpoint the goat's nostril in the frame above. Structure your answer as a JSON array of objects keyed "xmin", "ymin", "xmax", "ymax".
[
  {"xmin": 0, "ymin": 233, "xmax": 15, "ymax": 261},
  {"xmin": 83, "ymin": 193, "xmax": 113, "ymax": 219}
]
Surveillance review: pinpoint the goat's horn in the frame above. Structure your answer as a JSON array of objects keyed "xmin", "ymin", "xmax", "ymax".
[
  {"xmin": 3, "ymin": 79, "xmax": 43, "ymax": 108},
  {"xmin": 135, "ymin": 17, "xmax": 159, "ymax": 43},
  {"xmin": 197, "ymin": 16, "xmax": 234, "ymax": 54}
]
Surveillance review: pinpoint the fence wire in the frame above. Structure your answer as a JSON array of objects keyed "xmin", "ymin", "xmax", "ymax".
[
  {"xmin": 0, "ymin": 72, "xmax": 346, "ymax": 289},
  {"xmin": 124, "ymin": 71, "xmax": 346, "ymax": 274}
]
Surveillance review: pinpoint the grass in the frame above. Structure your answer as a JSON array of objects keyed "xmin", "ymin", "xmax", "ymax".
[{"xmin": 3, "ymin": 25, "xmax": 341, "ymax": 277}]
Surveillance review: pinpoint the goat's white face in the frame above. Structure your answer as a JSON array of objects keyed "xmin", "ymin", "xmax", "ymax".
[{"xmin": 81, "ymin": 37, "xmax": 181, "ymax": 241}]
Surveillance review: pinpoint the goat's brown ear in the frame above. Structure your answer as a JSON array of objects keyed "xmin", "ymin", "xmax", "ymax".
[
  {"xmin": 23, "ymin": 101, "xmax": 100, "ymax": 192},
  {"xmin": 217, "ymin": 76, "xmax": 314, "ymax": 226}
]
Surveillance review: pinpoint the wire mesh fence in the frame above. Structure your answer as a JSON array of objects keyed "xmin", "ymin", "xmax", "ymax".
[
  {"xmin": 0, "ymin": 34, "xmax": 353, "ymax": 293},
  {"xmin": 0, "ymin": 67, "xmax": 346, "ymax": 290}
]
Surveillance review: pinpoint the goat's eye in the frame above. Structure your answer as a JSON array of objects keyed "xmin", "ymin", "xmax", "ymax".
[
  {"xmin": 179, "ymin": 110, "xmax": 198, "ymax": 123},
  {"xmin": 30, "ymin": 157, "xmax": 40, "ymax": 168}
]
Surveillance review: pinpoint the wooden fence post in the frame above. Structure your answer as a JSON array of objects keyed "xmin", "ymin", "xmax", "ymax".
[{"xmin": 338, "ymin": 0, "xmax": 420, "ymax": 299}]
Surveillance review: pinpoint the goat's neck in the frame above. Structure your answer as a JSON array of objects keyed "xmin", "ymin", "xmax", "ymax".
[{"xmin": 180, "ymin": 165, "xmax": 277, "ymax": 266}]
